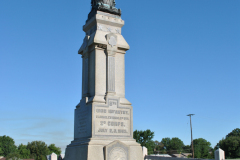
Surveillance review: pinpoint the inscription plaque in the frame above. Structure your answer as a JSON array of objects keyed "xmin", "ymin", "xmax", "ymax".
[{"xmin": 94, "ymin": 99, "xmax": 131, "ymax": 137}]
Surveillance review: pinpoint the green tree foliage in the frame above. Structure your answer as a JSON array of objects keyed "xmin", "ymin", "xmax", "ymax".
[
  {"xmin": 27, "ymin": 141, "xmax": 49, "ymax": 160},
  {"xmin": 0, "ymin": 136, "xmax": 61, "ymax": 159},
  {"xmin": 161, "ymin": 138, "xmax": 171, "ymax": 151},
  {"xmin": 48, "ymin": 144, "xmax": 61, "ymax": 155},
  {"xmin": 169, "ymin": 137, "xmax": 184, "ymax": 152},
  {"xmin": 0, "ymin": 148, "xmax": 4, "ymax": 156},
  {"xmin": 133, "ymin": 129, "xmax": 155, "ymax": 154},
  {"xmin": 215, "ymin": 128, "xmax": 240, "ymax": 158},
  {"xmin": 161, "ymin": 137, "xmax": 184, "ymax": 154},
  {"xmin": 18, "ymin": 144, "xmax": 30, "ymax": 159},
  {"xmin": 6, "ymin": 152, "xmax": 21, "ymax": 160},
  {"xmin": 154, "ymin": 141, "xmax": 164, "ymax": 153},
  {"xmin": 217, "ymin": 136, "xmax": 240, "ymax": 158},
  {"xmin": 0, "ymin": 140, "xmax": 4, "ymax": 156},
  {"xmin": 192, "ymin": 138, "xmax": 212, "ymax": 159},
  {"xmin": 0, "ymin": 135, "xmax": 17, "ymax": 157},
  {"xmin": 183, "ymin": 145, "xmax": 191, "ymax": 153},
  {"xmin": 226, "ymin": 128, "xmax": 240, "ymax": 138}
]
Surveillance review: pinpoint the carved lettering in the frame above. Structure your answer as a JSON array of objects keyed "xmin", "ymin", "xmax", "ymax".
[
  {"xmin": 94, "ymin": 100, "xmax": 131, "ymax": 136},
  {"xmin": 108, "ymin": 121, "xmax": 124, "ymax": 127},
  {"xmin": 108, "ymin": 110, "xmax": 129, "ymax": 114},
  {"xmin": 98, "ymin": 128, "xmax": 108, "ymax": 133},
  {"xmin": 96, "ymin": 109, "xmax": 107, "ymax": 113}
]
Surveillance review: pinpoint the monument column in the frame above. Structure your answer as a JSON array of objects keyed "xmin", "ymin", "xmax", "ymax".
[{"xmin": 64, "ymin": 1, "xmax": 143, "ymax": 160}]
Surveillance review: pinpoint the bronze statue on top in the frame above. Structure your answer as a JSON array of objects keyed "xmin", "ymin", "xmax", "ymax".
[{"xmin": 88, "ymin": 0, "xmax": 121, "ymax": 20}]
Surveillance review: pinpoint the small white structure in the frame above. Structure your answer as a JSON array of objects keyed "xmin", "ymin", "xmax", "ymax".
[
  {"xmin": 215, "ymin": 148, "xmax": 225, "ymax": 160},
  {"xmin": 47, "ymin": 152, "xmax": 58, "ymax": 160},
  {"xmin": 143, "ymin": 146, "xmax": 148, "ymax": 158}
]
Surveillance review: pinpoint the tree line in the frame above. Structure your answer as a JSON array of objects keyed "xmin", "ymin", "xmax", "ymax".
[
  {"xmin": 133, "ymin": 128, "xmax": 240, "ymax": 159},
  {"xmin": 0, "ymin": 136, "xmax": 61, "ymax": 160},
  {"xmin": 1, "ymin": 128, "xmax": 239, "ymax": 159}
]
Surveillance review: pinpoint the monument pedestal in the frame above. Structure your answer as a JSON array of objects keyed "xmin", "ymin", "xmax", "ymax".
[
  {"xmin": 65, "ymin": 11, "xmax": 143, "ymax": 160},
  {"xmin": 65, "ymin": 138, "xmax": 143, "ymax": 160}
]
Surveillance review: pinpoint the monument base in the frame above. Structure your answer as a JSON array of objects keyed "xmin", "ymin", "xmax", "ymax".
[{"xmin": 65, "ymin": 138, "xmax": 144, "ymax": 160}]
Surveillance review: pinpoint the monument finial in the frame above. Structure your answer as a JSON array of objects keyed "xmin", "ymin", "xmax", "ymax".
[{"xmin": 88, "ymin": 0, "xmax": 121, "ymax": 20}]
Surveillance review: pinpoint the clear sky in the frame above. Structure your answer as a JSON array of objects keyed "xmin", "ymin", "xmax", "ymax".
[{"xmin": 0, "ymin": 0, "xmax": 239, "ymax": 154}]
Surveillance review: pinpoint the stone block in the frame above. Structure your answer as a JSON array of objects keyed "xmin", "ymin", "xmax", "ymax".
[{"xmin": 215, "ymin": 148, "xmax": 225, "ymax": 160}]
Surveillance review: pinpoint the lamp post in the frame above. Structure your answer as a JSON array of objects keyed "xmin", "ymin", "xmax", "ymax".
[{"xmin": 187, "ymin": 114, "xmax": 195, "ymax": 158}]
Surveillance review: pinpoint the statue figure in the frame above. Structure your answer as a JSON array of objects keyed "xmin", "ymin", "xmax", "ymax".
[
  {"xmin": 91, "ymin": 0, "xmax": 116, "ymax": 8},
  {"xmin": 88, "ymin": 0, "xmax": 121, "ymax": 20}
]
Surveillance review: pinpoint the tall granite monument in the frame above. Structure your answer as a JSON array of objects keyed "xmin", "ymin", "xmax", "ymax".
[{"xmin": 64, "ymin": 1, "xmax": 143, "ymax": 160}]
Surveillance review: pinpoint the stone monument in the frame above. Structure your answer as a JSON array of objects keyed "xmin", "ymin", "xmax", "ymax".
[{"xmin": 64, "ymin": 0, "xmax": 143, "ymax": 160}]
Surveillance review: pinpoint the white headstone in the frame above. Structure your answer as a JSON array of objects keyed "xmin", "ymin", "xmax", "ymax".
[
  {"xmin": 47, "ymin": 153, "xmax": 58, "ymax": 160},
  {"xmin": 215, "ymin": 148, "xmax": 225, "ymax": 160},
  {"xmin": 142, "ymin": 146, "xmax": 148, "ymax": 158}
]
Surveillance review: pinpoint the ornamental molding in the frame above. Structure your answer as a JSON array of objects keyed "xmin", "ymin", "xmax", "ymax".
[{"xmin": 97, "ymin": 24, "xmax": 121, "ymax": 35}]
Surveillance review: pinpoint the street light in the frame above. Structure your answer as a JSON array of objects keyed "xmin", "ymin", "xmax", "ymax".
[{"xmin": 187, "ymin": 114, "xmax": 195, "ymax": 158}]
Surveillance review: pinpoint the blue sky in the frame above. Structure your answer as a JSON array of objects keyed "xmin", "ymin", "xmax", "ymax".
[{"xmin": 0, "ymin": 0, "xmax": 239, "ymax": 154}]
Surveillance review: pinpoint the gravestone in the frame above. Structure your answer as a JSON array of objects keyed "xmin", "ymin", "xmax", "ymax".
[
  {"xmin": 64, "ymin": 0, "xmax": 143, "ymax": 160},
  {"xmin": 215, "ymin": 148, "xmax": 225, "ymax": 160},
  {"xmin": 47, "ymin": 153, "xmax": 57, "ymax": 160},
  {"xmin": 142, "ymin": 146, "xmax": 148, "ymax": 158}
]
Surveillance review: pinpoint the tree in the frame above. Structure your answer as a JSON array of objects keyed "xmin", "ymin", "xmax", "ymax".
[
  {"xmin": 27, "ymin": 141, "xmax": 49, "ymax": 160},
  {"xmin": 183, "ymin": 145, "xmax": 191, "ymax": 153},
  {"xmin": 0, "ymin": 147, "xmax": 4, "ymax": 156},
  {"xmin": 133, "ymin": 129, "xmax": 155, "ymax": 154},
  {"xmin": 48, "ymin": 144, "xmax": 61, "ymax": 155},
  {"xmin": 215, "ymin": 128, "xmax": 240, "ymax": 158},
  {"xmin": 18, "ymin": 144, "xmax": 30, "ymax": 159},
  {"xmin": 169, "ymin": 137, "xmax": 184, "ymax": 152},
  {"xmin": 217, "ymin": 136, "xmax": 240, "ymax": 158},
  {"xmin": 0, "ymin": 135, "xmax": 17, "ymax": 157},
  {"xmin": 161, "ymin": 138, "xmax": 171, "ymax": 151},
  {"xmin": 226, "ymin": 128, "xmax": 240, "ymax": 138},
  {"xmin": 161, "ymin": 137, "xmax": 184, "ymax": 154},
  {"xmin": 192, "ymin": 138, "xmax": 212, "ymax": 159},
  {"xmin": 6, "ymin": 152, "xmax": 21, "ymax": 160},
  {"xmin": 154, "ymin": 141, "xmax": 164, "ymax": 154}
]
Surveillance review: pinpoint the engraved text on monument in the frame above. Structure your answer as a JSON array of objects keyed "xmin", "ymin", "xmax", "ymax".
[{"xmin": 94, "ymin": 100, "xmax": 131, "ymax": 136}]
